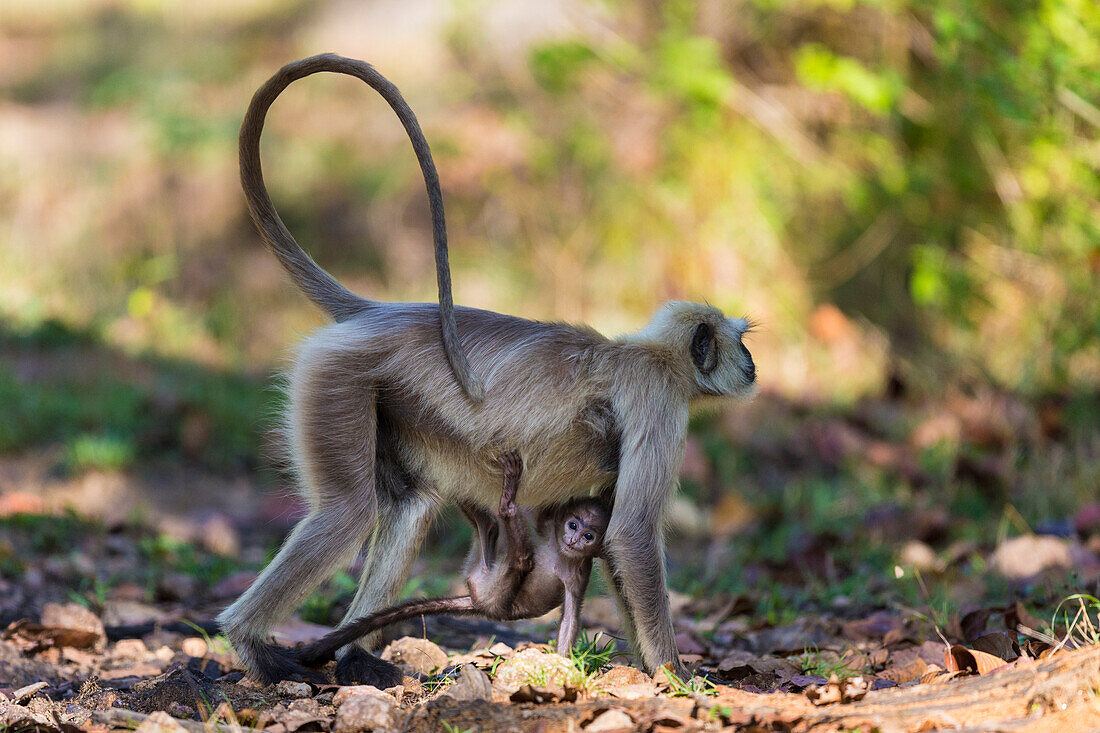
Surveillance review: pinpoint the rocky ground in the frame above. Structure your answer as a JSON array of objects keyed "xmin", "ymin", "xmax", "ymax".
[{"xmin": 1, "ymin": 568, "xmax": 1099, "ymax": 732}]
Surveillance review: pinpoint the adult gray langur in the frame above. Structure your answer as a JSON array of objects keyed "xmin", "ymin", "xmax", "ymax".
[{"xmin": 218, "ymin": 53, "xmax": 757, "ymax": 688}]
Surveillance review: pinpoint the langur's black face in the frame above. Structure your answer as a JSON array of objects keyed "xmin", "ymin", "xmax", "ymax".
[
  {"xmin": 689, "ymin": 318, "xmax": 756, "ymax": 396},
  {"xmin": 560, "ymin": 508, "xmax": 606, "ymax": 558},
  {"xmin": 636, "ymin": 302, "xmax": 757, "ymax": 399}
]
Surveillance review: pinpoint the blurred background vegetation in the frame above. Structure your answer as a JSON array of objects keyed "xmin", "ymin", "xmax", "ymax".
[{"xmin": 0, "ymin": 0, "xmax": 1097, "ymax": 621}]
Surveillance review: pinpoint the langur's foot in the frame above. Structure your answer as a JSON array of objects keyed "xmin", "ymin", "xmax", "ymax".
[
  {"xmin": 240, "ymin": 637, "xmax": 326, "ymax": 685},
  {"xmin": 335, "ymin": 646, "xmax": 404, "ymax": 688}
]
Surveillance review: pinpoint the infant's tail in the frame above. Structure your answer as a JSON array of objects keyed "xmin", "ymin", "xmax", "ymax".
[{"xmin": 295, "ymin": 596, "xmax": 475, "ymax": 667}]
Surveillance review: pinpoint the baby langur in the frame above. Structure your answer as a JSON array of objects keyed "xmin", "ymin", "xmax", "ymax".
[{"xmin": 294, "ymin": 452, "xmax": 609, "ymax": 668}]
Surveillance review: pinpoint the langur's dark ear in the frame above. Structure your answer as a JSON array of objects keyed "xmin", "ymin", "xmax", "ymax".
[{"xmin": 691, "ymin": 323, "xmax": 718, "ymax": 374}]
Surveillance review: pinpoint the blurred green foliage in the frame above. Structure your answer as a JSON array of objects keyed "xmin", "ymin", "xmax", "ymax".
[
  {"xmin": 0, "ymin": 320, "xmax": 274, "ymax": 472},
  {"xmin": 0, "ymin": 0, "xmax": 1094, "ymax": 397},
  {"xmin": 508, "ymin": 0, "xmax": 1099, "ymax": 392}
]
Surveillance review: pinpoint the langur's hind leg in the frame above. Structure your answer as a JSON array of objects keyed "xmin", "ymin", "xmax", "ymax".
[
  {"xmin": 334, "ymin": 490, "xmax": 437, "ymax": 685},
  {"xmin": 496, "ymin": 451, "xmax": 532, "ymax": 575},
  {"xmin": 216, "ymin": 356, "xmax": 380, "ymax": 685},
  {"xmin": 459, "ymin": 501, "xmax": 498, "ymax": 570},
  {"xmin": 217, "ymin": 503, "xmax": 376, "ymax": 684}
]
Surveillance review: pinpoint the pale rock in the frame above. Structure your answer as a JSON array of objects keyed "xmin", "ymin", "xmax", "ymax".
[
  {"xmin": 332, "ymin": 693, "xmax": 400, "ymax": 732},
  {"xmin": 899, "ymin": 540, "xmax": 943, "ymax": 573},
  {"xmin": 275, "ymin": 680, "xmax": 311, "ymax": 698},
  {"xmin": 113, "ymin": 638, "xmax": 148, "ymax": 662},
  {"xmin": 100, "ymin": 600, "xmax": 166, "ymax": 627},
  {"xmin": 990, "ymin": 535, "xmax": 1072, "ymax": 580},
  {"xmin": 487, "ymin": 641, "xmax": 514, "ymax": 656},
  {"xmin": 608, "ymin": 684, "xmax": 655, "ymax": 700},
  {"xmin": 585, "ymin": 708, "xmax": 635, "ymax": 732},
  {"xmin": 381, "ymin": 636, "xmax": 448, "ymax": 675},
  {"xmin": 181, "ymin": 637, "xmax": 208, "ymax": 658},
  {"xmin": 333, "ymin": 685, "xmax": 388, "ymax": 708},
  {"xmin": 595, "ymin": 665, "xmax": 651, "ymax": 689},
  {"xmin": 134, "ymin": 710, "xmax": 187, "ymax": 733}
]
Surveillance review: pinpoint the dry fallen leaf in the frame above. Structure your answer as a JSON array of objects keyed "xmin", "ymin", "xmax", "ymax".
[
  {"xmin": 971, "ymin": 631, "xmax": 1020, "ymax": 661},
  {"xmin": 918, "ymin": 665, "xmax": 963, "ymax": 685},
  {"xmin": 944, "ymin": 644, "xmax": 1007, "ymax": 675},
  {"xmin": 877, "ymin": 656, "xmax": 928, "ymax": 685},
  {"xmin": 3, "ymin": 620, "xmax": 102, "ymax": 653}
]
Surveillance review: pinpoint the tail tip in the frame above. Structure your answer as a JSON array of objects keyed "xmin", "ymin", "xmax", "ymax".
[{"xmin": 461, "ymin": 375, "xmax": 486, "ymax": 402}]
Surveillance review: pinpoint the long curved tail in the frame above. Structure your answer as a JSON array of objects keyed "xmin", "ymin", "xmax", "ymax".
[
  {"xmin": 295, "ymin": 596, "xmax": 476, "ymax": 667},
  {"xmin": 240, "ymin": 53, "xmax": 484, "ymax": 401}
]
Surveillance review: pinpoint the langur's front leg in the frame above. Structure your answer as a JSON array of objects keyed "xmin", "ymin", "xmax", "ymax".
[
  {"xmin": 604, "ymin": 399, "xmax": 690, "ymax": 679},
  {"xmin": 602, "ymin": 525, "xmax": 684, "ymax": 678}
]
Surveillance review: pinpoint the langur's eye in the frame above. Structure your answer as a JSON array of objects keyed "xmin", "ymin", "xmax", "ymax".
[
  {"xmin": 584, "ymin": 532, "xmax": 593, "ymax": 542},
  {"xmin": 568, "ymin": 521, "xmax": 578, "ymax": 530}
]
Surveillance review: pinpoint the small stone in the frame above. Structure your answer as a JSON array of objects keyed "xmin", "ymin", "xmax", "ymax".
[
  {"xmin": 287, "ymin": 698, "xmax": 321, "ymax": 715},
  {"xmin": 332, "ymin": 693, "xmax": 399, "ymax": 733},
  {"xmin": 275, "ymin": 680, "xmax": 311, "ymax": 698},
  {"xmin": 381, "ymin": 637, "xmax": 448, "ymax": 675},
  {"xmin": 401, "ymin": 676, "xmax": 424, "ymax": 697},
  {"xmin": 487, "ymin": 642, "xmax": 514, "ymax": 656},
  {"xmin": 990, "ymin": 535, "xmax": 1072, "ymax": 580},
  {"xmin": 442, "ymin": 664, "xmax": 492, "ymax": 701},
  {"xmin": 585, "ymin": 708, "xmax": 634, "ymax": 732},
  {"xmin": 333, "ymin": 685, "xmax": 388, "ymax": 708},
  {"xmin": 12, "ymin": 682, "xmax": 48, "ymax": 702},
  {"xmin": 157, "ymin": 573, "xmax": 201, "ymax": 602},
  {"xmin": 607, "ymin": 683, "xmax": 655, "ymax": 700},
  {"xmin": 100, "ymin": 600, "xmax": 166, "ymax": 627},
  {"xmin": 596, "ymin": 665, "xmax": 651, "ymax": 687},
  {"xmin": 899, "ymin": 540, "xmax": 943, "ymax": 573},
  {"xmin": 108, "ymin": 583, "xmax": 147, "ymax": 602},
  {"xmin": 595, "ymin": 665, "xmax": 655, "ymax": 699},
  {"xmin": 61, "ymin": 703, "xmax": 91, "ymax": 724},
  {"xmin": 166, "ymin": 703, "xmax": 194, "ymax": 719},
  {"xmin": 181, "ymin": 637, "xmax": 208, "ymax": 658},
  {"xmin": 198, "ymin": 514, "xmax": 240, "ymax": 557},
  {"xmin": 134, "ymin": 710, "xmax": 187, "ymax": 733},
  {"xmin": 114, "ymin": 638, "xmax": 149, "ymax": 661},
  {"xmin": 211, "ymin": 571, "xmax": 257, "ymax": 599}
]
